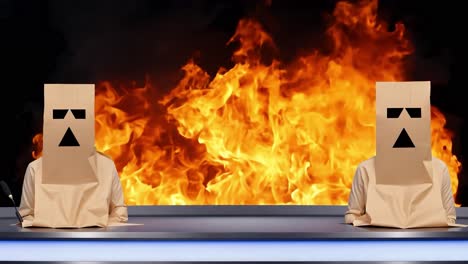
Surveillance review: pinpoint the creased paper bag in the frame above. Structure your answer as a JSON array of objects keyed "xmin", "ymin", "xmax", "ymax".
[
  {"xmin": 356, "ymin": 81, "xmax": 458, "ymax": 228},
  {"xmin": 32, "ymin": 84, "xmax": 108, "ymax": 228}
]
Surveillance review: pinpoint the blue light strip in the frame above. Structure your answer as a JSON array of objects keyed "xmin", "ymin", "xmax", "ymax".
[{"xmin": 0, "ymin": 240, "xmax": 468, "ymax": 262}]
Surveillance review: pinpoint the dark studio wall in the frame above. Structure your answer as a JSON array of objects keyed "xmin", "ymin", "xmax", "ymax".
[{"xmin": 1, "ymin": 0, "xmax": 467, "ymax": 206}]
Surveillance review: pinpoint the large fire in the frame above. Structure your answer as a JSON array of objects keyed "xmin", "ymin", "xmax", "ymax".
[{"xmin": 32, "ymin": 0, "xmax": 461, "ymax": 205}]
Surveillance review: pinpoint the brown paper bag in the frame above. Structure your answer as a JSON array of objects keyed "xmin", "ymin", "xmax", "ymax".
[
  {"xmin": 360, "ymin": 81, "xmax": 454, "ymax": 228},
  {"xmin": 32, "ymin": 84, "xmax": 108, "ymax": 228},
  {"xmin": 375, "ymin": 81, "xmax": 432, "ymax": 185}
]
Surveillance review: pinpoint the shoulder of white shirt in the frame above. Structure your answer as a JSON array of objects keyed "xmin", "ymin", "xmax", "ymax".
[{"xmin": 96, "ymin": 151, "xmax": 114, "ymax": 161}]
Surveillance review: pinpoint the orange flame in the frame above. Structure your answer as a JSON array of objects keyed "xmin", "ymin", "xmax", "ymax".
[{"xmin": 32, "ymin": 0, "xmax": 461, "ymax": 205}]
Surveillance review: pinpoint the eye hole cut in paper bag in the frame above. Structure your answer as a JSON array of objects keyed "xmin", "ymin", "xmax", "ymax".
[
  {"xmin": 359, "ymin": 81, "xmax": 451, "ymax": 228},
  {"xmin": 33, "ymin": 84, "xmax": 109, "ymax": 228}
]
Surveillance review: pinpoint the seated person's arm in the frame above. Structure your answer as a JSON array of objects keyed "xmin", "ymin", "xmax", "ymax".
[
  {"xmin": 108, "ymin": 165, "xmax": 128, "ymax": 223},
  {"xmin": 345, "ymin": 166, "xmax": 367, "ymax": 224},
  {"xmin": 18, "ymin": 163, "xmax": 35, "ymax": 221},
  {"xmin": 441, "ymin": 165, "xmax": 456, "ymax": 224}
]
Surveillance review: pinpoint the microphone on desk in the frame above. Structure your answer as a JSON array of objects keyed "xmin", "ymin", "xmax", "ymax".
[{"xmin": 0, "ymin": 181, "xmax": 23, "ymax": 223}]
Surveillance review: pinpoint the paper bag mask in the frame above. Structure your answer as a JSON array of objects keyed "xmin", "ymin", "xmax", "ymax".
[
  {"xmin": 43, "ymin": 84, "xmax": 96, "ymax": 184},
  {"xmin": 375, "ymin": 81, "xmax": 432, "ymax": 185},
  {"xmin": 360, "ymin": 81, "xmax": 449, "ymax": 228},
  {"xmin": 32, "ymin": 84, "xmax": 109, "ymax": 228}
]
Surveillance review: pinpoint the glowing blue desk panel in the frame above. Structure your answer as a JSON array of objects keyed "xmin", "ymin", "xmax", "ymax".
[{"xmin": 1, "ymin": 213, "xmax": 468, "ymax": 262}]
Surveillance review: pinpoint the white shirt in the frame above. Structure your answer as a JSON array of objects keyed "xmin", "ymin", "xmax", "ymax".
[
  {"xmin": 345, "ymin": 156, "xmax": 456, "ymax": 224},
  {"xmin": 19, "ymin": 152, "xmax": 128, "ymax": 226}
]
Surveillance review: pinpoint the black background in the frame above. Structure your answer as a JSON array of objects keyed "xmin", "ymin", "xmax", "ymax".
[{"xmin": 2, "ymin": 0, "xmax": 467, "ymax": 206}]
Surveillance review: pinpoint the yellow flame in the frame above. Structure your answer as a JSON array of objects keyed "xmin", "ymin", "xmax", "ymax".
[{"xmin": 32, "ymin": 0, "xmax": 461, "ymax": 205}]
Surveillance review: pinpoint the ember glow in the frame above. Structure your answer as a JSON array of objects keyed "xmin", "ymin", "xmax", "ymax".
[{"xmin": 32, "ymin": 0, "xmax": 461, "ymax": 205}]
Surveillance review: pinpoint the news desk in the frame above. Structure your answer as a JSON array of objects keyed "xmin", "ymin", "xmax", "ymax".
[{"xmin": 1, "ymin": 206, "xmax": 468, "ymax": 263}]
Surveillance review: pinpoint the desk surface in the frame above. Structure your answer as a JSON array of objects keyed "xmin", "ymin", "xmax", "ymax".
[{"xmin": 1, "ymin": 216, "xmax": 468, "ymax": 241}]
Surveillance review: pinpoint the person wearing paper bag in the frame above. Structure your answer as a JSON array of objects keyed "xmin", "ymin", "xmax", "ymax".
[
  {"xmin": 19, "ymin": 84, "xmax": 128, "ymax": 228},
  {"xmin": 345, "ymin": 81, "xmax": 464, "ymax": 228}
]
